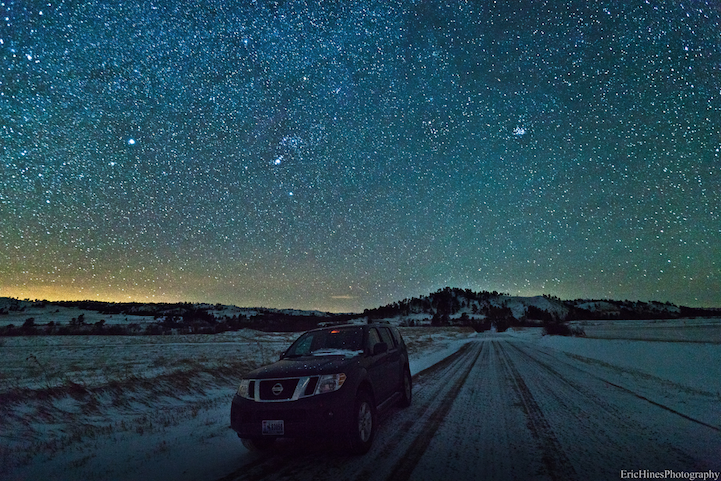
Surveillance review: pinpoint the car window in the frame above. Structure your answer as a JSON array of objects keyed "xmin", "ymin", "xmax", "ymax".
[
  {"xmin": 378, "ymin": 327, "xmax": 395, "ymax": 349},
  {"xmin": 366, "ymin": 328, "xmax": 381, "ymax": 352},
  {"xmin": 390, "ymin": 327, "xmax": 403, "ymax": 347},
  {"xmin": 286, "ymin": 327, "xmax": 364, "ymax": 357},
  {"xmin": 291, "ymin": 335, "xmax": 313, "ymax": 356}
]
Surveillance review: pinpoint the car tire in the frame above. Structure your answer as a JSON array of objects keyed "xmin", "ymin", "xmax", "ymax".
[
  {"xmin": 399, "ymin": 369, "xmax": 412, "ymax": 408},
  {"xmin": 241, "ymin": 437, "xmax": 276, "ymax": 451},
  {"xmin": 348, "ymin": 390, "xmax": 375, "ymax": 454}
]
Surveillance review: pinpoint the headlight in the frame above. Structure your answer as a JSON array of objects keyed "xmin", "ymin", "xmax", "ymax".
[
  {"xmin": 316, "ymin": 373, "xmax": 347, "ymax": 394},
  {"xmin": 237, "ymin": 379, "xmax": 252, "ymax": 399}
]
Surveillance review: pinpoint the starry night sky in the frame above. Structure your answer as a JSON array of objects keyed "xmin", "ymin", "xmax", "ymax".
[{"xmin": 1, "ymin": 0, "xmax": 720, "ymax": 312}]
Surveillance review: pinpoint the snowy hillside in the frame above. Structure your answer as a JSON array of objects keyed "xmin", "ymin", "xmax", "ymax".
[
  {"xmin": 362, "ymin": 288, "xmax": 719, "ymax": 327},
  {"xmin": 2, "ymin": 291, "xmax": 719, "ymax": 338}
]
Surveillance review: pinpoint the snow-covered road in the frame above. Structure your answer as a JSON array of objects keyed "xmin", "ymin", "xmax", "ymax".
[{"xmin": 212, "ymin": 336, "xmax": 720, "ymax": 481}]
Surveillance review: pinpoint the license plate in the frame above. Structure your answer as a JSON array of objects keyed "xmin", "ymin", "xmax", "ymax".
[{"xmin": 262, "ymin": 420, "xmax": 284, "ymax": 435}]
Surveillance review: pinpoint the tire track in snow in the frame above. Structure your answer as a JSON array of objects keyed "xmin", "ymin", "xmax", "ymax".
[
  {"xmin": 600, "ymin": 379, "xmax": 720, "ymax": 432},
  {"xmin": 507, "ymin": 342, "xmax": 721, "ymax": 432},
  {"xmin": 379, "ymin": 342, "xmax": 485, "ymax": 481},
  {"xmin": 502, "ymin": 340, "xmax": 711, "ymax": 473},
  {"xmin": 495, "ymin": 341, "xmax": 578, "ymax": 481},
  {"xmin": 405, "ymin": 339, "xmax": 552, "ymax": 481},
  {"xmin": 351, "ymin": 342, "xmax": 480, "ymax": 473}
]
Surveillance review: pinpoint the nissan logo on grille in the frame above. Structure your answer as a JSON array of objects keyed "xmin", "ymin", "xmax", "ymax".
[{"xmin": 272, "ymin": 383, "xmax": 284, "ymax": 396}]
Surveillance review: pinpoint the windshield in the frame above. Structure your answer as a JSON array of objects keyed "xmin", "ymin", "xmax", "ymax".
[{"xmin": 284, "ymin": 327, "xmax": 364, "ymax": 358}]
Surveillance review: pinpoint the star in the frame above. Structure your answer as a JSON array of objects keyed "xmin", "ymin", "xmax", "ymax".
[{"xmin": 0, "ymin": 0, "xmax": 717, "ymax": 311}]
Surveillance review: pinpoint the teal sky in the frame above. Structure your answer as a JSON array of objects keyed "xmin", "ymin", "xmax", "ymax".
[{"xmin": 1, "ymin": 0, "xmax": 719, "ymax": 312}]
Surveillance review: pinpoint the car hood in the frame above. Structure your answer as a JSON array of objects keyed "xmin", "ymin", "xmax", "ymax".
[{"xmin": 247, "ymin": 355, "xmax": 360, "ymax": 379}]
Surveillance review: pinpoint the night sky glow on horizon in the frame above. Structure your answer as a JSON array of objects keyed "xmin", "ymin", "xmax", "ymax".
[{"xmin": 1, "ymin": 1, "xmax": 720, "ymax": 312}]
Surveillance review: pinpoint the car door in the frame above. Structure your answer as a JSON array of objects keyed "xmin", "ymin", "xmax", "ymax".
[
  {"xmin": 365, "ymin": 327, "xmax": 391, "ymax": 402},
  {"xmin": 377, "ymin": 327, "xmax": 401, "ymax": 395}
]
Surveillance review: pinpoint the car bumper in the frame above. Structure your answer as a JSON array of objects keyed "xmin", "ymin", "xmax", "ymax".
[{"xmin": 230, "ymin": 390, "xmax": 356, "ymax": 439}]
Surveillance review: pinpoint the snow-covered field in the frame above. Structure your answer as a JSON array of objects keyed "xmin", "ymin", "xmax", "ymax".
[
  {"xmin": 0, "ymin": 303, "xmax": 158, "ymax": 327},
  {"xmin": 571, "ymin": 317, "xmax": 721, "ymax": 343},
  {"xmin": 2, "ymin": 321, "xmax": 719, "ymax": 480}
]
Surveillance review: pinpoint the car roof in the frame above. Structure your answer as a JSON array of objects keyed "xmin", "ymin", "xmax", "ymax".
[{"xmin": 307, "ymin": 322, "xmax": 392, "ymax": 333}]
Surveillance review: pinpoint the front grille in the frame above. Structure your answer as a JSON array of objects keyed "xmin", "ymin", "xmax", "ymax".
[{"xmin": 259, "ymin": 379, "xmax": 299, "ymax": 401}]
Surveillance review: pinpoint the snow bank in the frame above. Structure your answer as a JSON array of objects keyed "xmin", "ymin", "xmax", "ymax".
[{"xmin": 536, "ymin": 334, "xmax": 721, "ymax": 394}]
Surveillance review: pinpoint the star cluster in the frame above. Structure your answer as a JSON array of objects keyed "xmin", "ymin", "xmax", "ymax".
[{"xmin": 1, "ymin": 0, "xmax": 719, "ymax": 311}]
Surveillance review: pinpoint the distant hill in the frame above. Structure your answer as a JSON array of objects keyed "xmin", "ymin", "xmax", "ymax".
[
  {"xmin": 1, "ymin": 289, "xmax": 719, "ymax": 336},
  {"xmin": 362, "ymin": 287, "xmax": 721, "ymax": 326},
  {"xmin": 0, "ymin": 297, "xmax": 355, "ymax": 335}
]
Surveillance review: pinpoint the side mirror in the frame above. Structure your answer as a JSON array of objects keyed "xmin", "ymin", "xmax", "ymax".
[{"xmin": 373, "ymin": 342, "xmax": 388, "ymax": 355}]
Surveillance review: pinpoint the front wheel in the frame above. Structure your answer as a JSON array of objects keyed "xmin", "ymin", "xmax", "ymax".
[
  {"xmin": 348, "ymin": 390, "xmax": 376, "ymax": 454},
  {"xmin": 399, "ymin": 369, "xmax": 412, "ymax": 408}
]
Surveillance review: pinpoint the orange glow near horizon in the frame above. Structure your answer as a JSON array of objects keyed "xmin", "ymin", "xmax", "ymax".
[
  {"xmin": 0, "ymin": 285, "xmax": 179, "ymax": 304},
  {"xmin": 0, "ymin": 284, "xmax": 356, "ymax": 313}
]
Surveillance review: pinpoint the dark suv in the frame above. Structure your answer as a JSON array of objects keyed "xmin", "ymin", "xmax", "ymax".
[{"xmin": 230, "ymin": 323, "xmax": 412, "ymax": 454}]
